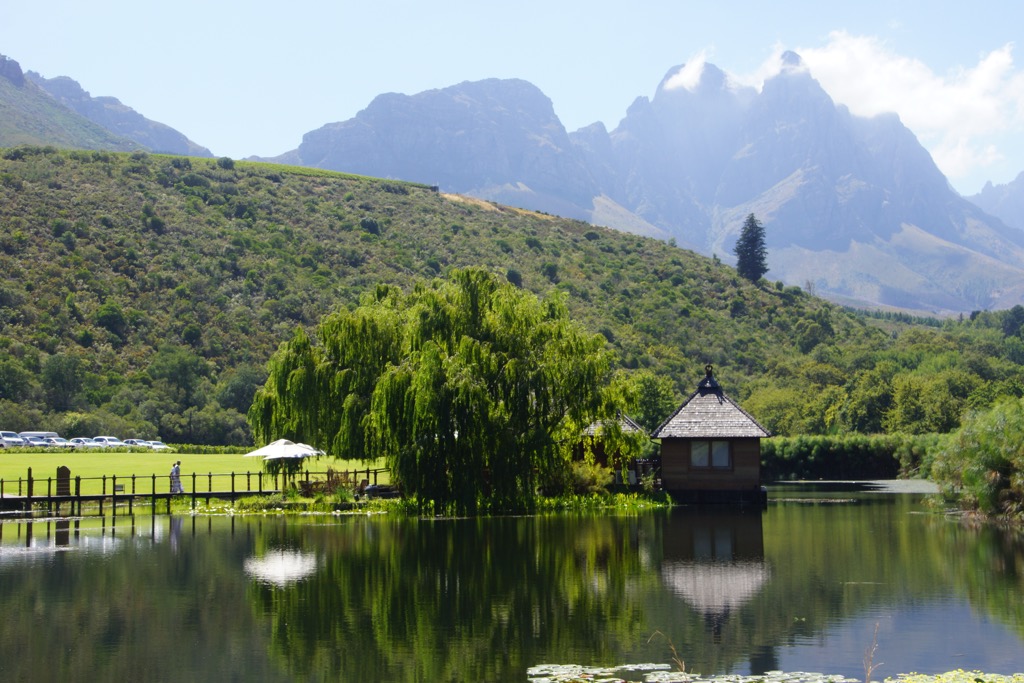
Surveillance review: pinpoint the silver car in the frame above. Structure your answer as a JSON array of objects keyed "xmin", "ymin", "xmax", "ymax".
[{"xmin": 0, "ymin": 431, "xmax": 26, "ymax": 448}]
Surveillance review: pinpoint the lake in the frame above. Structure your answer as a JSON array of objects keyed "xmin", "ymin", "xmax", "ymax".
[{"xmin": 0, "ymin": 484, "xmax": 1021, "ymax": 682}]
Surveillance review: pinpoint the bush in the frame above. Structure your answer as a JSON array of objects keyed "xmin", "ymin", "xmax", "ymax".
[
  {"xmin": 931, "ymin": 399, "xmax": 1024, "ymax": 518},
  {"xmin": 760, "ymin": 433, "xmax": 941, "ymax": 481}
]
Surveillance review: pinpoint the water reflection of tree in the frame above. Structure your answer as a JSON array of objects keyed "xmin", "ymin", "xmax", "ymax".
[
  {"xmin": 251, "ymin": 515, "xmax": 667, "ymax": 681},
  {"xmin": 0, "ymin": 517, "xmax": 292, "ymax": 683},
  {"xmin": 251, "ymin": 504, "xmax": 1024, "ymax": 680},
  {"xmin": 1, "ymin": 503, "xmax": 1020, "ymax": 682},
  {"xmin": 938, "ymin": 520, "xmax": 1024, "ymax": 638}
]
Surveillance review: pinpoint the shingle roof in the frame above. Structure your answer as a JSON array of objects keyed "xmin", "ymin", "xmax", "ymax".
[
  {"xmin": 651, "ymin": 365, "xmax": 770, "ymax": 439},
  {"xmin": 583, "ymin": 413, "xmax": 645, "ymax": 437}
]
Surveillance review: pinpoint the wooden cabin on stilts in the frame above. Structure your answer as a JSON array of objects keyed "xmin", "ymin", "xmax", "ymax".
[{"xmin": 652, "ymin": 364, "xmax": 770, "ymax": 505}]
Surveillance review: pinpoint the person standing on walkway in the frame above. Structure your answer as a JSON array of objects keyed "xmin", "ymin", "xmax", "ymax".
[{"xmin": 170, "ymin": 460, "xmax": 183, "ymax": 494}]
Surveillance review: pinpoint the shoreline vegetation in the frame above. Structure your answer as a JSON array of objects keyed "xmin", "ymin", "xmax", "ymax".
[
  {"xmin": 3, "ymin": 433, "xmax": 1022, "ymax": 523},
  {"xmin": 525, "ymin": 666, "xmax": 1024, "ymax": 683}
]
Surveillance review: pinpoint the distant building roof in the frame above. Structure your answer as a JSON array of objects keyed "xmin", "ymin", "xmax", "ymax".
[
  {"xmin": 651, "ymin": 365, "xmax": 770, "ymax": 439},
  {"xmin": 583, "ymin": 413, "xmax": 645, "ymax": 437}
]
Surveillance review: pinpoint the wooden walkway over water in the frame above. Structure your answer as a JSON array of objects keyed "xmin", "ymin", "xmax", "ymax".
[
  {"xmin": 0, "ymin": 466, "xmax": 388, "ymax": 517},
  {"xmin": 0, "ymin": 489, "xmax": 274, "ymax": 516}
]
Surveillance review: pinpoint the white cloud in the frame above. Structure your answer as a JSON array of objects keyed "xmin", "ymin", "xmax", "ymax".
[
  {"xmin": 739, "ymin": 31, "xmax": 1024, "ymax": 189},
  {"xmin": 665, "ymin": 49, "xmax": 710, "ymax": 92}
]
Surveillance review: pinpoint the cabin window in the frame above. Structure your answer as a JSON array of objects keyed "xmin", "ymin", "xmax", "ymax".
[{"xmin": 691, "ymin": 440, "xmax": 731, "ymax": 469}]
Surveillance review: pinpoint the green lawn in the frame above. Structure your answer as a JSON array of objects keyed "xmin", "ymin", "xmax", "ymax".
[{"xmin": 0, "ymin": 450, "xmax": 388, "ymax": 496}]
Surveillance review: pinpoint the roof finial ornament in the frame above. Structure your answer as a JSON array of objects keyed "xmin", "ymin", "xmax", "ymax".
[{"xmin": 698, "ymin": 363, "xmax": 721, "ymax": 394}]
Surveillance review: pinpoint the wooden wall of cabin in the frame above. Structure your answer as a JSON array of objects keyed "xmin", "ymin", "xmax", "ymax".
[{"xmin": 659, "ymin": 438, "xmax": 761, "ymax": 491}]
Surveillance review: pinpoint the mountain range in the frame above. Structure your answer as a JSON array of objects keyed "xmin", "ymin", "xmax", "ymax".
[
  {"xmin": 0, "ymin": 54, "xmax": 210, "ymax": 158},
  {"xmin": 2, "ymin": 50, "xmax": 1023, "ymax": 313},
  {"xmin": 279, "ymin": 53, "xmax": 1024, "ymax": 313},
  {"xmin": 969, "ymin": 171, "xmax": 1024, "ymax": 232}
]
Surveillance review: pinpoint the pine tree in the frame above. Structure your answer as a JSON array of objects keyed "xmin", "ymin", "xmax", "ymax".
[{"xmin": 734, "ymin": 213, "xmax": 768, "ymax": 282}]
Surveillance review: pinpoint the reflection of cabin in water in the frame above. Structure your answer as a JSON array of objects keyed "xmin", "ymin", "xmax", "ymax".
[
  {"xmin": 652, "ymin": 365, "xmax": 770, "ymax": 504},
  {"xmin": 659, "ymin": 508, "xmax": 769, "ymax": 647}
]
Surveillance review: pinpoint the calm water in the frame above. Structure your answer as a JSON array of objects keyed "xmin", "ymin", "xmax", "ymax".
[{"xmin": 0, "ymin": 487, "xmax": 1022, "ymax": 682}]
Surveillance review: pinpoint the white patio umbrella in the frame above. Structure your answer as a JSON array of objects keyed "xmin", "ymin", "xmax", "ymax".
[{"xmin": 244, "ymin": 438, "xmax": 324, "ymax": 460}]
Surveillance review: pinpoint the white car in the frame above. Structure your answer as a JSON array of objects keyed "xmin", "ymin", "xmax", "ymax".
[
  {"xmin": 147, "ymin": 441, "xmax": 173, "ymax": 451},
  {"xmin": 93, "ymin": 436, "xmax": 125, "ymax": 447},
  {"xmin": 0, "ymin": 431, "xmax": 26, "ymax": 448},
  {"xmin": 70, "ymin": 437, "xmax": 104, "ymax": 448},
  {"xmin": 45, "ymin": 437, "xmax": 74, "ymax": 448}
]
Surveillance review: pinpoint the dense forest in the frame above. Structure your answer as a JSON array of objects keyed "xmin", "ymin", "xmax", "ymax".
[{"xmin": 2, "ymin": 146, "xmax": 1024, "ymax": 447}]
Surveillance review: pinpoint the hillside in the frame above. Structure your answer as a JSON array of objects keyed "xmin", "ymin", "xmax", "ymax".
[{"xmin": 2, "ymin": 147, "xmax": 1023, "ymax": 445}]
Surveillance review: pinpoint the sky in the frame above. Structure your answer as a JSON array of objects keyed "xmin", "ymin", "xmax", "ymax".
[{"xmin": 2, "ymin": 0, "xmax": 1022, "ymax": 195}]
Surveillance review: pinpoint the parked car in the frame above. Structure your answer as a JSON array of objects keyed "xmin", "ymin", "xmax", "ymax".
[
  {"xmin": 19, "ymin": 431, "xmax": 60, "ymax": 441},
  {"xmin": 70, "ymin": 437, "xmax": 103, "ymax": 448},
  {"xmin": 45, "ymin": 437, "xmax": 74, "ymax": 448},
  {"xmin": 93, "ymin": 436, "xmax": 125, "ymax": 447},
  {"xmin": 0, "ymin": 431, "xmax": 26, "ymax": 448},
  {"xmin": 21, "ymin": 436, "xmax": 50, "ymax": 448},
  {"xmin": 124, "ymin": 439, "xmax": 150, "ymax": 449},
  {"xmin": 147, "ymin": 441, "xmax": 173, "ymax": 451}
]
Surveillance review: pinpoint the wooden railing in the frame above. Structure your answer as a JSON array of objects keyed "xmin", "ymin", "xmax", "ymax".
[{"xmin": 0, "ymin": 466, "xmax": 390, "ymax": 516}]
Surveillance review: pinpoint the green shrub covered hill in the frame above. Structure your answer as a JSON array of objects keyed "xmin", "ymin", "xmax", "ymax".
[{"xmin": 3, "ymin": 146, "xmax": 1024, "ymax": 465}]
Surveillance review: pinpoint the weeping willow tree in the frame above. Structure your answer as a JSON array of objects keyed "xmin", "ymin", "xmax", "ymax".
[{"xmin": 249, "ymin": 268, "xmax": 617, "ymax": 514}]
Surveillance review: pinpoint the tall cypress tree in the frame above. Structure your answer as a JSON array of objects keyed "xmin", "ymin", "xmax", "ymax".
[{"xmin": 734, "ymin": 213, "xmax": 768, "ymax": 282}]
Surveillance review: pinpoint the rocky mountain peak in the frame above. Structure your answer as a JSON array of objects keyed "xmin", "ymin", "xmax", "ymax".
[
  {"xmin": 26, "ymin": 73, "xmax": 89, "ymax": 101},
  {"xmin": 24, "ymin": 71, "xmax": 212, "ymax": 157},
  {"xmin": 0, "ymin": 54, "xmax": 25, "ymax": 87},
  {"xmin": 780, "ymin": 50, "xmax": 805, "ymax": 69}
]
